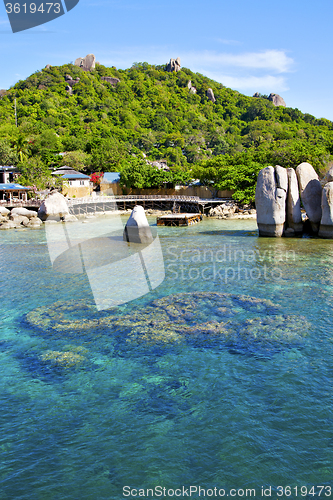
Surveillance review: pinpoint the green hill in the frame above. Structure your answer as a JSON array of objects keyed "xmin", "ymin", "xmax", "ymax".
[{"xmin": 0, "ymin": 61, "xmax": 332, "ymax": 202}]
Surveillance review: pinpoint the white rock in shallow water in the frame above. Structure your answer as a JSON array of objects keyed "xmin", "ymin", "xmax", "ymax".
[
  {"xmin": 23, "ymin": 217, "xmax": 42, "ymax": 227},
  {"xmin": 123, "ymin": 205, "xmax": 153, "ymax": 244},
  {"xmin": 9, "ymin": 214, "xmax": 29, "ymax": 225},
  {"xmin": 63, "ymin": 214, "xmax": 78, "ymax": 222},
  {"xmin": 296, "ymin": 162, "xmax": 322, "ymax": 233},
  {"xmin": 319, "ymin": 181, "xmax": 333, "ymax": 238},
  {"xmin": 0, "ymin": 206, "xmax": 10, "ymax": 216},
  {"xmin": 26, "ymin": 219, "xmax": 43, "ymax": 229},
  {"xmin": 0, "ymin": 220, "xmax": 18, "ymax": 230},
  {"xmin": 255, "ymin": 165, "xmax": 287, "ymax": 237},
  {"xmin": 11, "ymin": 207, "xmax": 37, "ymax": 218},
  {"xmin": 38, "ymin": 191, "xmax": 69, "ymax": 221}
]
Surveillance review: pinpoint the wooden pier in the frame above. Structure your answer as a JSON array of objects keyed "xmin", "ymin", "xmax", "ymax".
[{"xmin": 157, "ymin": 213, "xmax": 202, "ymax": 227}]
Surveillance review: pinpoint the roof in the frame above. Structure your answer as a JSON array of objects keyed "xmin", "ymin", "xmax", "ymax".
[
  {"xmin": 62, "ymin": 173, "xmax": 90, "ymax": 179},
  {"xmin": 0, "ymin": 183, "xmax": 30, "ymax": 190},
  {"xmin": 0, "ymin": 166, "xmax": 18, "ymax": 171},
  {"xmin": 52, "ymin": 166, "xmax": 78, "ymax": 175},
  {"xmin": 102, "ymin": 172, "xmax": 121, "ymax": 183}
]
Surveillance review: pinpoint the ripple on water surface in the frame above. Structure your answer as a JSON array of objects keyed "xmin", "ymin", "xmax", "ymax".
[{"xmin": 1, "ymin": 217, "xmax": 333, "ymax": 498}]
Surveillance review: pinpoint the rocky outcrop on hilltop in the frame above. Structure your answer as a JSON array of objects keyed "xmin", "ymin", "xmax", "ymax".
[
  {"xmin": 101, "ymin": 77, "xmax": 120, "ymax": 86},
  {"xmin": 253, "ymin": 92, "xmax": 286, "ymax": 107},
  {"xmin": 74, "ymin": 54, "xmax": 96, "ymax": 71},
  {"xmin": 65, "ymin": 75, "xmax": 80, "ymax": 87},
  {"xmin": 166, "ymin": 58, "xmax": 181, "ymax": 72},
  {"xmin": 187, "ymin": 80, "xmax": 197, "ymax": 94},
  {"xmin": 268, "ymin": 93, "xmax": 286, "ymax": 107},
  {"xmin": 206, "ymin": 88, "xmax": 216, "ymax": 103}
]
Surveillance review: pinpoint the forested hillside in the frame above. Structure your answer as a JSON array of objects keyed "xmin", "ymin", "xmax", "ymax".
[{"xmin": 0, "ymin": 60, "xmax": 332, "ymax": 202}]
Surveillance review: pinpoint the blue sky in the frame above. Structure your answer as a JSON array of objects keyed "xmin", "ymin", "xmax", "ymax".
[{"xmin": 1, "ymin": 0, "xmax": 333, "ymax": 120}]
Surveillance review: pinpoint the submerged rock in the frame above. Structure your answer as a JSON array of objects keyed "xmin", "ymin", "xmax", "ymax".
[
  {"xmin": 26, "ymin": 292, "xmax": 310, "ymax": 357},
  {"xmin": 39, "ymin": 350, "xmax": 86, "ymax": 368},
  {"xmin": 26, "ymin": 300, "xmax": 100, "ymax": 334}
]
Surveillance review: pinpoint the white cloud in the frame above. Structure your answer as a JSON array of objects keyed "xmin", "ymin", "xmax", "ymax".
[
  {"xmin": 204, "ymin": 72, "xmax": 289, "ymax": 92},
  {"xmin": 97, "ymin": 45, "xmax": 293, "ymax": 94},
  {"xmin": 184, "ymin": 50, "xmax": 294, "ymax": 73}
]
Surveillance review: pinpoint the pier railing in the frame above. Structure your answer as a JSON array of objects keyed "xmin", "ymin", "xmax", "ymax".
[{"xmin": 67, "ymin": 195, "xmax": 201, "ymax": 206}]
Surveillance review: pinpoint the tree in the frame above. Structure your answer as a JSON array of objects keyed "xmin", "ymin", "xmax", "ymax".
[
  {"xmin": 10, "ymin": 135, "xmax": 30, "ymax": 162},
  {"xmin": 61, "ymin": 151, "xmax": 90, "ymax": 172},
  {"xmin": 17, "ymin": 157, "xmax": 57, "ymax": 190},
  {"xmin": 0, "ymin": 140, "xmax": 18, "ymax": 165}
]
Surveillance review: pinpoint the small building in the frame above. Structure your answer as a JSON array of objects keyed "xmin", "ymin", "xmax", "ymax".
[
  {"xmin": 0, "ymin": 166, "xmax": 19, "ymax": 184},
  {"xmin": 0, "ymin": 183, "xmax": 30, "ymax": 202},
  {"xmin": 52, "ymin": 166, "xmax": 92, "ymax": 198}
]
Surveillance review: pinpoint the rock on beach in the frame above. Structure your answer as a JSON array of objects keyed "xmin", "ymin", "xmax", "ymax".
[
  {"xmin": 38, "ymin": 191, "xmax": 70, "ymax": 221},
  {"xmin": 255, "ymin": 165, "xmax": 287, "ymax": 237}
]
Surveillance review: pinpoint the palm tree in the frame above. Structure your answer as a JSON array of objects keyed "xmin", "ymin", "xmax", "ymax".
[{"xmin": 11, "ymin": 135, "xmax": 30, "ymax": 162}]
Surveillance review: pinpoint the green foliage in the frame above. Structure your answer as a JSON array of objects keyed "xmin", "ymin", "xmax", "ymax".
[
  {"xmin": 0, "ymin": 60, "xmax": 332, "ymax": 197},
  {"xmin": 119, "ymin": 157, "xmax": 171, "ymax": 189},
  {"xmin": 61, "ymin": 151, "xmax": 90, "ymax": 172},
  {"xmin": 17, "ymin": 157, "xmax": 57, "ymax": 190},
  {"xmin": 0, "ymin": 139, "xmax": 18, "ymax": 165}
]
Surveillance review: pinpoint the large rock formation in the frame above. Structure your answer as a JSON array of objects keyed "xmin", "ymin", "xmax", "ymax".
[
  {"xmin": 65, "ymin": 76, "xmax": 80, "ymax": 87},
  {"xmin": 187, "ymin": 80, "xmax": 197, "ymax": 94},
  {"xmin": 11, "ymin": 207, "xmax": 37, "ymax": 219},
  {"xmin": 0, "ymin": 206, "xmax": 10, "ymax": 216},
  {"xmin": 206, "ymin": 88, "xmax": 216, "ymax": 103},
  {"xmin": 101, "ymin": 76, "xmax": 120, "ymax": 86},
  {"xmin": 38, "ymin": 191, "xmax": 70, "ymax": 221},
  {"xmin": 285, "ymin": 168, "xmax": 303, "ymax": 236},
  {"xmin": 268, "ymin": 93, "xmax": 286, "ymax": 107},
  {"xmin": 74, "ymin": 54, "xmax": 96, "ymax": 71},
  {"xmin": 255, "ymin": 165, "xmax": 287, "ymax": 236},
  {"xmin": 319, "ymin": 182, "xmax": 333, "ymax": 238},
  {"xmin": 123, "ymin": 205, "xmax": 153, "ymax": 244},
  {"xmin": 296, "ymin": 162, "xmax": 322, "ymax": 233},
  {"xmin": 166, "ymin": 58, "xmax": 181, "ymax": 72}
]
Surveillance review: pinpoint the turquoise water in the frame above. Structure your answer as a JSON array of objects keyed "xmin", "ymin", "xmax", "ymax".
[{"xmin": 1, "ymin": 217, "xmax": 333, "ymax": 500}]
